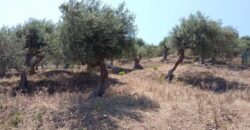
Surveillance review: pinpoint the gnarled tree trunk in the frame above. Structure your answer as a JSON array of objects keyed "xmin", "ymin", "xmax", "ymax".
[
  {"xmin": 91, "ymin": 60, "xmax": 108, "ymax": 97},
  {"xmin": 30, "ymin": 55, "xmax": 44, "ymax": 74},
  {"xmin": 166, "ymin": 48, "xmax": 185, "ymax": 81},
  {"xmin": 162, "ymin": 46, "xmax": 169, "ymax": 61},
  {"xmin": 133, "ymin": 55, "xmax": 143, "ymax": 70},
  {"xmin": 19, "ymin": 72, "xmax": 29, "ymax": 93},
  {"xmin": 199, "ymin": 56, "xmax": 205, "ymax": 65}
]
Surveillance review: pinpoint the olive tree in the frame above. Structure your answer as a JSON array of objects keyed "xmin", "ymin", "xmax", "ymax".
[
  {"xmin": 43, "ymin": 24, "xmax": 64, "ymax": 69},
  {"xmin": 0, "ymin": 26, "xmax": 24, "ymax": 77},
  {"xmin": 18, "ymin": 19, "xmax": 55, "ymax": 74},
  {"xmin": 60, "ymin": 0, "xmax": 136, "ymax": 96},
  {"xmin": 166, "ymin": 11, "xmax": 238, "ymax": 81},
  {"xmin": 13, "ymin": 19, "xmax": 56, "ymax": 92},
  {"xmin": 239, "ymin": 36, "xmax": 250, "ymax": 64},
  {"xmin": 159, "ymin": 36, "xmax": 171, "ymax": 61},
  {"xmin": 212, "ymin": 26, "xmax": 239, "ymax": 63},
  {"xmin": 0, "ymin": 26, "xmax": 29, "ymax": 92},
  {"xmin": 130, "ymin": 38, "xmax": 145, "ymax": 69}
]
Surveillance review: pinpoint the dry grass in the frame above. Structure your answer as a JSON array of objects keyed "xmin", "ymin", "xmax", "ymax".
[{"xmin": 0, "ymin": 57, "xmax": 250, "ymax": 130}]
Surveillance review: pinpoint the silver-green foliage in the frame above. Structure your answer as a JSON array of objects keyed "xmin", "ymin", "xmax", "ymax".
[
  {"xmin": 170, "ymin": 11, "xmax": 239, "ymax": 60},
  {"xmin": 0, "ymin": 27, "xmax": 24, "ymax": 76},
  {"xmin": 60, "ymin": 0, "xmax": 136, "ymax": 64}
]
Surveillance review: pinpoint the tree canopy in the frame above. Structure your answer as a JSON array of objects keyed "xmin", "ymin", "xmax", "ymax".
[
  {"xmin": 17, "ymin": 18, "xmax": 56, "ymax": 74},
  {"xmin": 59, "ymin": 0, "xmax": 137, "ymax": 96},
  {"xmin": 60, "ymin": 0, "xmax": 136, "ymax": 65},
  {"xmin": 0, "ymin": 27, "xmax": 24, "ymax": 77},
  {"xmin": 166, "ymin": 11, "xmax": 240, "ymax": 81},
  {"xmin": 170, "ymin": 11, "xmax": 239, "ymax": 63}
]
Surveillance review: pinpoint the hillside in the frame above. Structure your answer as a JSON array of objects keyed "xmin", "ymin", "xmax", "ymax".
[{"xmin": 0, "ymin": 56, "xmax": 250, "ymax": 130}]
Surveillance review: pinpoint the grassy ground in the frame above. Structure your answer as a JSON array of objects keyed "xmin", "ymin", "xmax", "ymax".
[{"xmin": 0, "ymin": 56, "xmax": 250, "ymax": 130}]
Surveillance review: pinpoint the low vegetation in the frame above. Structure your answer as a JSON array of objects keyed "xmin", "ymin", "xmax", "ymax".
[{"xmin": 0, "ymin": 57, "xmax": 250, "ymax": 130}]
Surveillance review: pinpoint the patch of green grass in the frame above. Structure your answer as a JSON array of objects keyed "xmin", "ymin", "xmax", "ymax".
[
  {"xmin": 159, "ymin": 74, "xmax": 166, "ymax": 84},
  {"xmin": 10, "ymin": 111, "xmax": 22, "ymax": 128},
  {"xmin": 36, "ymin": 112, "xmax": 43, "ymax": 121},
  {"xmin": 118, "ymin": 71, "xmax": 126, "ymax": 76}
]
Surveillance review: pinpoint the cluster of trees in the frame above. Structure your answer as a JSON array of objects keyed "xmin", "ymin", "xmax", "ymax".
[
  {"xmin": 1, "ymin": 0, "xmax": 250, "ymax": 96},
  {"xmin": 0, "ymin": 27, "xmax": 24, "ymax": 77},
  {"xmin": 0, "ymin": 0, "xmax": 160, "ymax": 96},
  {"xmin": 125, "ymin": 38, "xmax": 161, "ymax": 69},
  {"xmin": 0, "ymin": 19, "xmax": 62, "ymax": 91},
  {"xmin": 163, "ymin": 11, "xmax": 250, "ymax": 81}
]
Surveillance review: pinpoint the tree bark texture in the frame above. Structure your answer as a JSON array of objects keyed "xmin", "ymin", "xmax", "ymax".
[
  {"xmin": 19, "ymin": 72, "xmax": 29, "ymax": 93},
  {"xmin": 133, "ymin": 55, "xmax": 143, "ymax": 70},
  {"xmin": 91, "ymin": 61, "xmax": 108, "ymax": 97},
  {"xmin": 166, "ymin": 49, "xmax": 185, "ymax": 81}
]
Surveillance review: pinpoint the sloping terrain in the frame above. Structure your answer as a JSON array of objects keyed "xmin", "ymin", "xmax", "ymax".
[{"xmin": 1, "ymin": 57, "xmax": 250, "ymax": 130}]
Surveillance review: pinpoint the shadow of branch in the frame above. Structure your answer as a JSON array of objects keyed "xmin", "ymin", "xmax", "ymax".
[
  {"xmin": 66, "ymin": 94, "xmax": 159, "ymax": 130},
  {"xmin": 11, "ymin": 70, "xmax": 125, "ymax": 96}
]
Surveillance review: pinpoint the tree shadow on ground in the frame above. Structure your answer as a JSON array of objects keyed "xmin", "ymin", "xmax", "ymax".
[
  {"xmin": 219, "ymin": 64, "xmax": 250, "ymax": 71},
  {"xmin": 108, "ymin": 66, "xmax": 134, "ymax": 75},
  {"xmin": 178, "ymin": 71, "xmax": 249, "ymax": 93},
  {"xmin": 40, "ymin": 70, "xmax": 74, "ymax": 77},
  {"xmin": 13, "ymin": 70, "xmax": 126, "ymax": 96},
  {"xmin": 61, "ymin": 94, "xmax": 160, "ymax": 130}
]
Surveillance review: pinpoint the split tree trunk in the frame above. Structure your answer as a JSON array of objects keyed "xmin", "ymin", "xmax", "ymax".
[
  {"xmin": 91, "ymin": 61, "xmax": 108, "ymax": 97},
  {"xmin": 166, "ymin": 49, "xmax": 185, "ymax": 81},
  {"xmin": 133, "ymin": 55, "xmax": 143, "ymax": 70}
]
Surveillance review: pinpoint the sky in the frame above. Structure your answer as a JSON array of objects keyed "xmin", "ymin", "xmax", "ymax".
[{"xmin": 0, "ymin": 0, "xmax": 250, "ymax": 45}]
